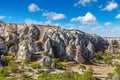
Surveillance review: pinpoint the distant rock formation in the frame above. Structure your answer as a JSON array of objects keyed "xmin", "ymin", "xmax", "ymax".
[
  {"xmin": 104, "ymin": 37, "xmax": 120, "ymax": 54},
  {"xmin": 0, "ymin": 23, "xmax": 108, "ymax": 63}
]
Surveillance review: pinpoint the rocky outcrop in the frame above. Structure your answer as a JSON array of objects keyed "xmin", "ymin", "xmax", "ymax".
[
  {"xmin": 38, "ymin": 56, "xmax": 55, "ymax": 69},
  {"xmin": 104, "ymin": 37, "xmax": 120, "ymax": 53},
  {"xmin": 0, "ymin": 36, "xmax": 7, "ymax": 53},
  {"xmin": 44, "ymin": 38, "xmax": 54, "ymax": 58},
  {"xmin": 0, "ymin": 23, "xmax": 108, "ymax": 63},
  {"xmin": 17, "ymin": 40, "xmax": 32, "ymax": 61}
]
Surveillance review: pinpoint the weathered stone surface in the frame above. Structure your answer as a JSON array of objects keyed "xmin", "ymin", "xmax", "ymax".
[
  {"xmin": 0, "ymin": 23, "xmax": 108, "ymax": 63},
  {"xmin": 44, "ymin": 38, "xmax": 54, "ymax": 58},
  {"xmin": 104, "ymin": 37, "xmax": 120, "ymax": 53},
  {"xmin": 38, "ymin": 56, "xmax": 55, "ymax": 69},
  {"xmin": 0, "ymin": 42, "xmax": 7, "ymax": 53},
  {"xmin": 17, "ymin": 40, "xmax": 31, "ymax": 61},
  {"xmin": 75, "ymin": 45, "xmax": 85, "ymax": 63},
  {"xmin": 0, "ymin": 37, "xmax": 7, "ymax": 53}
]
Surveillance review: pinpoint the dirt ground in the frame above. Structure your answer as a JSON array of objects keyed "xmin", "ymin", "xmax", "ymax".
[{"xmin": 70, "ymin": 64, "xmax": 115, "ymax": 78}]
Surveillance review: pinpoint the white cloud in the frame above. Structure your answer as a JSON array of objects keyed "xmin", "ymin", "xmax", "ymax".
[
  {"xmin": 74, "ymin": 0, "xmax": 98, "ymax": 7},
  {"xmin": 64, "ymin": 23, "xmax": 76, "ymax": 29},
  {"xmin": 104, "ymin": 22, "xmax": 112, "ymax": 27},
  {"xmin": 0, "ymin": 16, "xmax": 6, "ymax": 19},
  {"xmin": 28, "ymin": 3, "xmax": 40, "ymax": 12},
  {"xmin": 25, "ymin": 19, "xmax": 60, "ymax": 26},
  {"xmin": 115, "ymin": 14, "xmax": 120, "ymax": 19},
  {"xmin": 25, "ymin": 19, "xmax": 43, "ymax": 24},
  {"xmin": 111, "ymin": 26, "xmax": 120, "ymax": 33},
  {"xmin": 71, "ymin": 12, "xmax": 97, "ymax": 24},
  {"xmin": 42, "ymin": 12, "xmax": 66, "ymax": 20},
  {"xmin": 45, "ymin": 20, "xmax": 60, "ymax": 26},
  {"xmin": 8, "ymin": 16, "xmax": 12, "ymax": 19},
  {"xmin": 102, "ymin": 2, "xmax": 118, "ymax": 11},
  {"xmin": 45, "ymin": 20, "xmax": 51, "ymax": 25}
]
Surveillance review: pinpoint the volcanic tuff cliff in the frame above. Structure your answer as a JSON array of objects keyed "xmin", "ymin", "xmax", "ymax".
[
  {"xmin": 103, "ymin": 37, "xmax": 120, "ymax": 54},
  {"xmin": 0, "ymin": 23, "xmax": 108, "ymax": 64}
]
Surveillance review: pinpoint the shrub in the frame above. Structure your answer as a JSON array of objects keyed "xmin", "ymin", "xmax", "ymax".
[
  {"xmin": 56, "ymin": 63, "xmax": 64, "ymax": 69},
  {"xmin": 3, "ymin": 56, "xmax": 13, "ymax": 62},
  {"xmin": 38, "ymin": 70, "xmax": 45, "ymax": 74},
  {"xmin": 38, "ymin": 71, "xmax": 82, "ymax": 80},
  {"xmin": 31, "ymin": 61, "xmax": 40, "ymax": 69},
  {"xmin": 27, "ymin": 68, "xmax": 32, "ymax": 72},
  {"xmin": 7, "ymin": 61, "xmax": 18, "ymax": 72},
  {"xmin": 115, "ymin": 65, "xmax": 120, "ymax": 75},
  {"xmin": 116, "ymin": 55, "xmax": 120, "ymax": 60},
  {"xmin": 83, "ymin": 67, "xmax": 94, "ymax": 80},
  {"xmin": 0, "ymin": 68, "xmax": 9, "ymax": 77},
  {"xmin": 63, "ymin": 59, "xmax": 67, "ymax": 62},
  {"xmin": 52, "ymin": 58, "xmax": 60, "ymax": 64},
  {"xmin": 21, "ymin": 73, "xmax": 28, "ymax": 79}
]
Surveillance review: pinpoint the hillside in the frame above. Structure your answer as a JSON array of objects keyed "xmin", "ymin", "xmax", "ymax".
[
  {"xmin": 0, "ymin": 23, "xmax": 108, "ymax": 63},
  {"xmin": 0, "ymin": 23, "xmax": 119, "ymax": 80}
]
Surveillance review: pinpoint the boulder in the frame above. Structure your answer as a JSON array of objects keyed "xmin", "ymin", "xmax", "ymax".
[{"xmin": 38, "ymin": 56, "xmax": 55, "ymax": 69}]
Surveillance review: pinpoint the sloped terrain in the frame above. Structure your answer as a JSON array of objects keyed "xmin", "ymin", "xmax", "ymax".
[{"xmin": 0, "ymin": 23, "xmax": 108, "ymax": 64}]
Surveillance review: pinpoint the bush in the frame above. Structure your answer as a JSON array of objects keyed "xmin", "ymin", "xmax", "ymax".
[
  {"xmin": 63, "ymin": 59, "xmax": 67, "ymax": 62},
  {"xmin": 3, "ymin": 56, "xmax": 13, "ymax": 62},
  {"xmin": 83, "ymin": 67, "xmax": 94, "ymax": 80},
  {"xmin": 31, "ymin": 61, "xmax": 40, "ymax": 69},
  {"xmin": 7, "ymin": 61, "xmax": 18, "ymax": 72},
  {"xmin": 0, "ymin": 68, "xmax": 9, "ymax": 77},
  {"xmin": 52, "ymin": 58, "xmax": 60, "ymax": 64},
  {"xmin": 38, "ymin": 71, "xmax": 82, "ymax": 80},
  {"xmin": 115, "ymin": 65, "xmax": 120, "ymax": 75},
  {"xmin": 21, "ymin": 73, "xmax": 28, "ymax": 79},
  {"xmin": 93, "ymin": 50, "xmax": 114, "ymax": 66},
  {"xmin": 27, "ymin": 68, "xmax": 32, "ymax": 72},
  {"xmin": 38, "ymin": 70, "xmax": 45, "ymax": 74},
  {"xmin": 116, "ymin": 55, "xmax": 120, "ymax": 60},
  {"xmin": 56, "ymin": 63, "xmax": 64, "ymax": 69}
]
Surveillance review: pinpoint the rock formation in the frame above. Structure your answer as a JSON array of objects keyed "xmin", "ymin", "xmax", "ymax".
[
  {"xmin": 104, "ymin": 37, "xmax": 120, "ymax": 53},
  {"xmin": 0, "ymin": 23, "xmax": 108, "ymax": 63},
  {"xmin": 38, "ymin": 56, "xmax": 55, "ymax": 69}
]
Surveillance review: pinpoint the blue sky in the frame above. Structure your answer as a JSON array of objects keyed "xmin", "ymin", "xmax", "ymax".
[{"xmin": 0, "ymin": 0, "xmax": 120, "ymax": 37}]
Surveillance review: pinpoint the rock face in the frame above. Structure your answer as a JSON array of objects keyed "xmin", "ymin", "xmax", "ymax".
[
  {"xmin": 0, "ymin": 23, "xmax": 108, "ymax": 63},
  {"xmin": 104, "ymin": 37, "xmax": 120, "ymax": 53}
]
